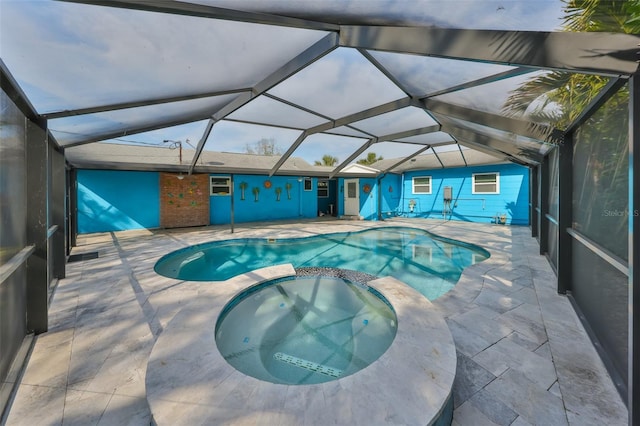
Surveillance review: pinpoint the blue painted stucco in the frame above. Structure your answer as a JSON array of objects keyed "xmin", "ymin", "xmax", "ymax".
[
  {"xmin": 210, "ymin": 174, "xmax": 319, "ymax": 225},
  {"xmin": 75, "ymin": 163, "xmax": 528, "ymax": 234},
  {"xmin": 77, "ymin": 170, "xmax": 160, "ymax": 233},
  {"xmin": 336, "ymin": 177, "xmax": 378, "ymax": 219},
  {"xmin": 338, "ymin": 164, "xmax": 529, "ymax": 225},
  {"xmin": 397, "ymin": 164, "xmax": 529, "ymax": 224}
]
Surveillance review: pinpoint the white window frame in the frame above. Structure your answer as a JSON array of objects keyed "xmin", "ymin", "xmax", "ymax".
[
  {"xmin": 210, "ymin": 176, "xmax": 231, "ymax": 196},
  {"xmin": 303, "ymin": 177, "xmax": 313, "ymax": 191},
  {"xmin": 317, "ymin": 179, "xmax": 329, "ymax": 198},
  {"xmin": 411, "ymin": 244, "xmax": 432, "ymax": 262},
  {"xmin": 472, "ymin": 172, "xmax": 500, "ymax": 194},
  {"xmin": 412, "ymin": 176, "xmax": 432, "ymax": 194}
]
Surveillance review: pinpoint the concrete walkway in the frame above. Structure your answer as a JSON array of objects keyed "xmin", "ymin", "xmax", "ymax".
[{"xmin": 2, "ymin": 219, "xmax": 627, "ymax": 425}]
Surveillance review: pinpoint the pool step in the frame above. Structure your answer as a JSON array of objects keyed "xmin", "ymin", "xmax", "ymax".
[{"xmin": 273, "ymin": 352, "xmax": 342, "ymax": 378}]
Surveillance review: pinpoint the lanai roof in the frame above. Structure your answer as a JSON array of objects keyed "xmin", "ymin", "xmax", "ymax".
[{"xmin": 1, "ymin": 0, "xmax": 638, "ymax": 176}]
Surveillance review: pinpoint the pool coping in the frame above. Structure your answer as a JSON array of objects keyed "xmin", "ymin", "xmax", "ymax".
[{"xmin": 145, "ymin": 263, "xmax": 457, "ymax": 425}]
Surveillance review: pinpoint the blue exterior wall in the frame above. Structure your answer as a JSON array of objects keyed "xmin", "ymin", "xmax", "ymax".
[
  {"xmin": 337, "ymin": 164, "xmax": 528, "ymax": 225},
  {"xmin": 398, "ymin": 163, "xmax": 529, "ymax": 225},
  {"xmin": 76, "ymin": 164, "xmax": 528, "ymax": 233},
  {"xmin": 337, "ymin": 177, "xmax": 379, "ymax": 220},
  {"xmin": 210, "ymin": 174, "xmax": 318, "ymax": 225},
  {"xmin": 380, "ymin": 174, "xmax": 403, "ymax": 219},
  {"xmin": 77, "ymin": 170, "xmax": 160, "ymax": 233}
]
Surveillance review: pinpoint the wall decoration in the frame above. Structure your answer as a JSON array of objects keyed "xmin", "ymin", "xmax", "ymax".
[
  {"xmin": 252, "ymin": 186, "xmax": 260, "ymax": 202},
  {"xmin": 363, "ymin": 183, "xmax": 371, "ymax": 193},
  {"xmin": 285, "ymin": 182, "xmax": 293, "ymax": 200},
  {"xmin": 275, "ymin": 187, "xmax": 282, "ymax": 201},
  {"xmin": 239, "ymin": 181, "xmax": 248, "ymax": 200},
  {"xmin": 264, "ymin": 180, "xmax": 272, "ymax": 189},
  {"xmin": 160, "ymin": 173, "xmax": 209, "ymax": 228}
]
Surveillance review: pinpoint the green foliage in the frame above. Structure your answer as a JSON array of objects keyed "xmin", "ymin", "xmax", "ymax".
[
  {"xmin": 503, "ymin": 0, "xmax": 636, "ymax": 129},
  {"xmin": 357, "ymin": 152, "xmax": 383, "ymax": 166},
  {"xmin": 314, "ymin": 155, "xmax": 339, "ymax": 166},
  {"xmin": 506, "ymin": 0, "xmax": 634, "ymax": 259}
]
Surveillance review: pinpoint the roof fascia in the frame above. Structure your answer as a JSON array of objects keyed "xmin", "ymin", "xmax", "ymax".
[{"xmin": 66, "ymin": 160, "xmax": 335, "ymax": 177}]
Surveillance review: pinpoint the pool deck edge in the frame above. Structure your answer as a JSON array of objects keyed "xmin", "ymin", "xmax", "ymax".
[{"xmin": 146, "ymin": 267, "xmax": 457, "ymax": 426}]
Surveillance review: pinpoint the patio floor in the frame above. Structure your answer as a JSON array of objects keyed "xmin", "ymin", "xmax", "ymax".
[{"xmin": 2, "ymin": 218, "xmax": 627, "ymax": 425}]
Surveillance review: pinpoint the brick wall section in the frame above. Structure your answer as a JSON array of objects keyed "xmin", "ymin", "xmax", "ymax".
[{"xmin": 160, "ymin": 173, "xmax": 210, "ymax": 228}]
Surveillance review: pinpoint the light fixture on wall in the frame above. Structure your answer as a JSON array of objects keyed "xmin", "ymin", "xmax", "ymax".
[{"xmin": 176, "ymin": 173, "xmax": 185, "ymax": 180}]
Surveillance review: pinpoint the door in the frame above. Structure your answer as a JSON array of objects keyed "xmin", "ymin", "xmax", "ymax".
[{"xmin": 344, "ymin": 179, "xmax": 360, "ymax": 216}]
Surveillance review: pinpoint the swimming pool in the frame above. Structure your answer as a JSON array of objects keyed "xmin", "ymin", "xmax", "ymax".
[
  {"xmin": 154, "ymin": 226, "xmax": 489, "ymax": 300},
  {"xmin": 215, "ymin": 275, "xmax": 397, "ymax": 385}
]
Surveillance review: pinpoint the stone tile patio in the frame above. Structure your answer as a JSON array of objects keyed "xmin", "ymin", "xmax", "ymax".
[{"xmin": 2, "ymin": 218, "xmax": 628, "ymax": 425}]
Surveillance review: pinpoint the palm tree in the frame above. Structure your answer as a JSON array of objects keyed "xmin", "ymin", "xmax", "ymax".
[
  {"xmin": 503, "ymin": 0, "xmax": 637, "ymax": 259},
  {"xmin": 314, "ymin": 155, "xmax": 339, "ymax": 166},
  {"xmin": 357, "ymin": 152, "xmax": 383, "ymax": 166},
  {"xmin": 502, "ymin": 0, "xmax": 637, "ymax": 128}
]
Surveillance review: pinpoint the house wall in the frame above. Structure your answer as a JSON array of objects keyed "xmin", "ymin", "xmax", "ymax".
[
  {"xmin": 399, "ymin": 163, "xmax": 529, "ymax": 225},
  {"xmin": 337, "ymin": 163, "xmax": 529, "ymax": 225},
  {"xmin": 76, "ymin": 164, "xmax": 528, "ymax": 234},
  {"xmin": 77, "ymin": 170, "xmax": 160, "ymax": 233},
  {"xmin": 209, "ymin": 174, "xmax": 318, "ymax": 225},
  {"xmin": 380, "ymin": 174, "xmax": 403, "ymax": 219},
  {"xmin": 336, "ymin": 177, "xmax": 378, "ymax": 220},
  {"xmin": 159, "ymin": 173, "xmax": 209, "ymax": 228},
  {"xmin": 76, "ymin": 171, "xmax": 321, "ymax": 234}
]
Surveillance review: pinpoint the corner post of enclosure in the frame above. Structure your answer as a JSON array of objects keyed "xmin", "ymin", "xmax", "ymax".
[
  {"xmin": 51, "ymin": 145, "xmax": 66, "ymax": 279},
  {"xmin": 557, "ymin": 133, "xmax": 573, "ymax": 295},
  {"xmin": 539, "ymin": 155, "xmax": 549, "ymax": 256},
  {"xmin": 530, "ymin": 166, "xmax": 539, "ymax": 238},
  {"xmin": 628, "ymin": 73, "xmax": 639, "ymax": 426},
  {"xmin": 26, "ymin": 119, "xmax": 49, "ymax": 334},
  {"xmin": 230, "ymin": 174, "xmax": 235, "ymax": 234}
]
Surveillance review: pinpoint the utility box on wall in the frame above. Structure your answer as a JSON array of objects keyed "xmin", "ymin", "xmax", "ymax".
[
  {"xmin": 160, "ymin": 173, "xmax": 210, "ymax": 228},
  {"xmin": 443, "ymin": 186, "xmax": 453, "ymax": 201}
]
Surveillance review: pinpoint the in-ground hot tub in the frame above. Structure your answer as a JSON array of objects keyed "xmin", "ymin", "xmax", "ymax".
[
  {"xmin": 146, "ymin": 265, "xmax": 457, "ymax": 425},
  {"xmin": 215, "ymin": 275, "xmax": 397, "ymax": 385}
]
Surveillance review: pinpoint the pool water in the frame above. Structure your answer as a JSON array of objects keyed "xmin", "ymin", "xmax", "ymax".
[
  {"xmin": 215, "ymin": 276, "xmax": 397, "ymax": 385},
  {"xmin": 154, "ymin": 226, "xmax": 489, "ymax": 300}
]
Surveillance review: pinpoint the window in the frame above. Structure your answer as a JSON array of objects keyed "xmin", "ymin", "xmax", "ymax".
[
  {"xmin": 412, "ymin": 176, "xmax": 431, "ymax": 194},
  {"xmin": 210, "ymin": 176, "xmax": 231, "ymax": 195},
  {"xmin": 472, "ymin": 173, "xmax": 499, "ymax": 194},
  {"xmin": 317, "ymin": 179, "xmax": 329, "ymax": 197},
  {"xmin": 304, "ymin": 178, "xmax": 312, "ymax": 191},
  {"xmin": 412, "ymin": 245, "xmax": 432, "ymax": 262}
]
